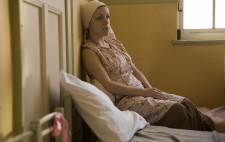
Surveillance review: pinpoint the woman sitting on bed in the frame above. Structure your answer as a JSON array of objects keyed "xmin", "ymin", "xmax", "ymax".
[{"xmin": 81, "ymin": 0, "xmax": 224, "ymax": 132}]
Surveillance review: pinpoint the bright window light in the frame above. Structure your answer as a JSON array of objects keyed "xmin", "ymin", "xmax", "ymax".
[
  {"xmin": 216, "ymin": 0, "xmax": 225, "ymax": 28},
  {"xmin": 183, "ymin": 0, "xmax": 212, "ymax": 29}
]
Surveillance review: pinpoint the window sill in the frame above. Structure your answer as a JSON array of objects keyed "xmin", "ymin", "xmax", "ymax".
[
  {"xmin": 101, "ymin": 0, "xmax": 177, "ymax": 5},
  {"xmin": 171, "ymin": 39, "xmax": 225, "ymax": 45}
]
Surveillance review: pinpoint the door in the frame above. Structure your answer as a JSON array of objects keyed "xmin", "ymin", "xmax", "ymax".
[{"xmin": 20, "ymin": 0, "xmax": 66, "ymax": 131}]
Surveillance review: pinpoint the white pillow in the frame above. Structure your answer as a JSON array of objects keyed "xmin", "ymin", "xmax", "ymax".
[{"xmin": 60, "ymin": 71, "xmax": 148, "ymax": 142}]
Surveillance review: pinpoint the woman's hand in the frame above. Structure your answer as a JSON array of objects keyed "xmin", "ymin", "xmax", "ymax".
[{"xmin": 144, "ymin": 88, "xmax": 168, "ymax": 100}]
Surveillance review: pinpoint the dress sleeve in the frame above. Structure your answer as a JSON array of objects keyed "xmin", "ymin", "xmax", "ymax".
[{"xmin": 82, "ymin": 42, "xmax": 104, "ymax": 61}]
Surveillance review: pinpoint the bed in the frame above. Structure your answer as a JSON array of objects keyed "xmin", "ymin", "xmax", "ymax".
[
  {"xmin": 60, "ymin": 71, "xmax": 225, "ymax": 142},
  {"xmin": 6, "ymin": 107, "xmax": 66, "ymax": 142}
]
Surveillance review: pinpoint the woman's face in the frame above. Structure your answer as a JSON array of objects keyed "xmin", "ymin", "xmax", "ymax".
[{"xmin": 88, "ymin": 6, "xmax": 110, "ymax": 38}]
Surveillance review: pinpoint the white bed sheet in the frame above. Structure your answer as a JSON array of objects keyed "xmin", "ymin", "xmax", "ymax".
[{"xmin": 130, "ymin": 124, "xmax": 225, "ymax": 142}]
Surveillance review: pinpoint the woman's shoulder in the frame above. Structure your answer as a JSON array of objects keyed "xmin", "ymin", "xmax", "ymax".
[
  {"xmin": 81, "ymin": 41, "xmax": 101, "ymax": 57},
  {"xmin": 82, "ymin": 40, "xmax": 96, "ymax": 48},
  {"xmin": 81, "ymin": 40, "xmax": 105, "ymax": 59}
]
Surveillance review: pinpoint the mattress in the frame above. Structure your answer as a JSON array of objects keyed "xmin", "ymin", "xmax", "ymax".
[{"xmin": 130, "ymin": 124, "xmax": 225, "ymax": 142}]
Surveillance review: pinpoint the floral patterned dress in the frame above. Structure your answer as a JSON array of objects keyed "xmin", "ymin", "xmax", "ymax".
[{"xmin": 82, "ymin": 38, "xmax": 185, "ymax": 124}]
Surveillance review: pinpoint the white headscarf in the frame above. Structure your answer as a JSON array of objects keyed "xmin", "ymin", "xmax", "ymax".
[
  {"xmin": 81, "ymin": 0, "xmax": 116, "ymax": 40},
  {"xmin": 81, "ymin": 0, "xmax": 106, "ymax": 32}
]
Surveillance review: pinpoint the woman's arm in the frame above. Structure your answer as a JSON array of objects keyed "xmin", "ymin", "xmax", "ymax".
[
  {"xmin": 131, "ymin": 63, "xmax": 167, "ymax": 99},
  {"xmin": 131, "ymin": 63, "xmax": 152, "ymax": 88},
  {"xmin": 82, "ymin": 48, "xmax": 167, "ymax": 100},
  {"xmin": 82, "ymin": 48, "xmax": 144, "ymax": 96}
]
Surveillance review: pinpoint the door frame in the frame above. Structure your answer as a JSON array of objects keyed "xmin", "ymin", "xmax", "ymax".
[
  {"xmin": 65, "ymin": 0, "xmax": 74, "ymax": 74},
  {"xmin": 9, "ymin": 0, "xmax": 23, "ymax": 136},
  {"xmin": 8, "ymin": 0, "xmax": 73, "ymax": 136}
]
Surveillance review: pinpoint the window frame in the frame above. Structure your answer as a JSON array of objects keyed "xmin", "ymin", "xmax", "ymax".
[{"xmin": 178, "ymin": 0, "xmax": 225, "ymax": 41}]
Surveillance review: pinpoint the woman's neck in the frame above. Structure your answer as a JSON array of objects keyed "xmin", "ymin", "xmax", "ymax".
[{"xmin": 88, "ymin": 36, "xmax": 109, "ymax": 48}]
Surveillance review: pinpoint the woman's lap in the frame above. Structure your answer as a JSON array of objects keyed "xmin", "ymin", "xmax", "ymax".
[
  {"xmin": 117, "ymin": 95, "xmax": 215, "ymax": 131},
  {"xmin": 117, "ymin": 95, "xmax": 183, "ymax": 124}
]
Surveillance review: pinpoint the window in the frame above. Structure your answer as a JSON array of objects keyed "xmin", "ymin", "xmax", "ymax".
[{"xmin": 178, "ymin": 0, "xmax": 225, "ymax": 40}]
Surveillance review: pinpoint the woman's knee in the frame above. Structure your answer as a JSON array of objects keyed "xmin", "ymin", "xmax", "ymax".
[
  {"xmin": 156, "ymin": 103, "xmax": 190, "ymax": 129},
  {"xmin": 181, "ymin": 98, "xmax": 196, "ymax": 107},
  {"xmin": 170, "ymin": 103, "xmax": 188, "ymax": 120}
]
